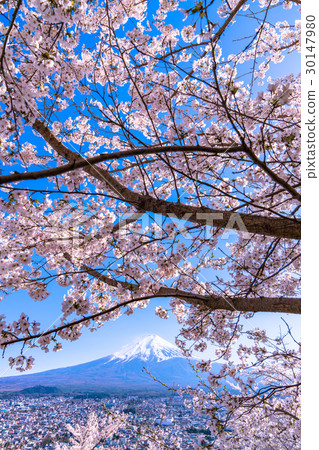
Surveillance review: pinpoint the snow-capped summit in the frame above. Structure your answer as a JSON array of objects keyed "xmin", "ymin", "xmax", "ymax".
[
  {"xmin": 0, "ymin": 334, "xmax": 219, "ymax": 393},
  {"xmin": 111, "ymin": 334, "xmax": 182, "ymax": 362}
]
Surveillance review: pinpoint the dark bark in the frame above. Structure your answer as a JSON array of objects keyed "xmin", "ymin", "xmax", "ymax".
[
  {"xmin": 1, "ymin": 291, "xmax": 300, "ymax": 347},
  {"xmin": 0, "ymin": 144, "xmax": 242, "ymax": 184},
  {"xmin": 33, "ymin": 120, "xmax": 301, "ymax": 240},
  {"xmin": 80, "ymin": 266, "xmax": 301, "ymax": 314}
]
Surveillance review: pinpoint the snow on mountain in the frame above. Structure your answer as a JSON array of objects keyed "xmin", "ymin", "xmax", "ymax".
[
  {"xmin": 0, "ymin": 335, "xmax": 211, "ymax": 393},
  {"xmin": 111, "ymin": 335, "xmax": 183, "ymax": 362}
]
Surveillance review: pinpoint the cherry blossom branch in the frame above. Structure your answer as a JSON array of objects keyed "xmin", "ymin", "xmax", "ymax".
[
  {"xmin": 210, "ymin": 54, "xmax": 301, "ymax": 202},
  {"xmin": 79, "ymin": 266, "xmax": 300, "ymax": 314},
  {"xmin": 243, "ymin": 145, "xmax": 301, "ymax": 201},
  {"xmin": 32, "ymin": 120, "xmax": 300, "ymax": 240},
  {"xmin": 0, "ymin": 143, "xmax": 243, "ymax": 184},
  {"xmin": 170, "ymin": 0, "xmax": 249, "ymax": 90},
  {"xmin": 0, "ymin": 0, "xmax": 22, "ymax": 72},
  {"xmin": 1, "ymin": 291, "xmax": 300, "ymax": 347}
]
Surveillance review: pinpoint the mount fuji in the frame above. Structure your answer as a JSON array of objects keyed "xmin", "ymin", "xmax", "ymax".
[
  {"xmin": 111, "ymin": 335, "xmax": 183, "ymax": 362},
  {"xmin": 0, "ymin": 335, "xmax": 215, "ymax": 393}
]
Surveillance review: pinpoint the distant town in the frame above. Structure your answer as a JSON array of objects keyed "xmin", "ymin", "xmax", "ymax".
[{"xmin": 0, "ymin": 392, "xmax": 214, "ymax": 449}]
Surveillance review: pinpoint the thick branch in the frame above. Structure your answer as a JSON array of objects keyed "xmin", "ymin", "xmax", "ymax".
[
  {"xmin": 78, "ymin": 266, "xmax": 301, "ymax": 315},
  {"xmin": 32, "ymin": 120, "xmax": 300, "ymax": 240},
  {"xmin": 0, "ymin": 144, "xmax": 242, "ymax": 184},
  {"xmin": 159, "ymin": 288, "xmax": 301, "ymax": 314},
  {"xmin": 1, "ymin": 291, "xmax": 300, "ymax": 347}
]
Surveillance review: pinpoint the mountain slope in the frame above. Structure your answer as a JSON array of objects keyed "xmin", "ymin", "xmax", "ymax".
[
  {"xmin": 111, "ymin": 334, "xmax": 183, "ymax": 362},
  {"xmin": 0, "ymin": 335, "xmax": 214, "ymax": 393}
]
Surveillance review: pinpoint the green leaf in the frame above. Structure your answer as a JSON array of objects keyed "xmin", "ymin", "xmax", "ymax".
[{"xmin": 191, "ymin": 1, "xmax": 203, "ymax": 14}]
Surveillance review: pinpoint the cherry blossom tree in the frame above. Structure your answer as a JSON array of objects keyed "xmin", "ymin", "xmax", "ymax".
[
  {"xmin": 55, "ymin": 412, "xmax": 126, "ymax": 450},
  {"xmin": 0, "ymin": 0, "xmax": 300, "ymax": 447},
  {"xmin": 55, "ymin": 409, "xmax": 184, "ymax": 449}
]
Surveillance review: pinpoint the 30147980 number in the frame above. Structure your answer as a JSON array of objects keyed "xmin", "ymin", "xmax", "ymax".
[{"xmin": 306, "ymin": 15, "xmax": 316, "ymax": 74}]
